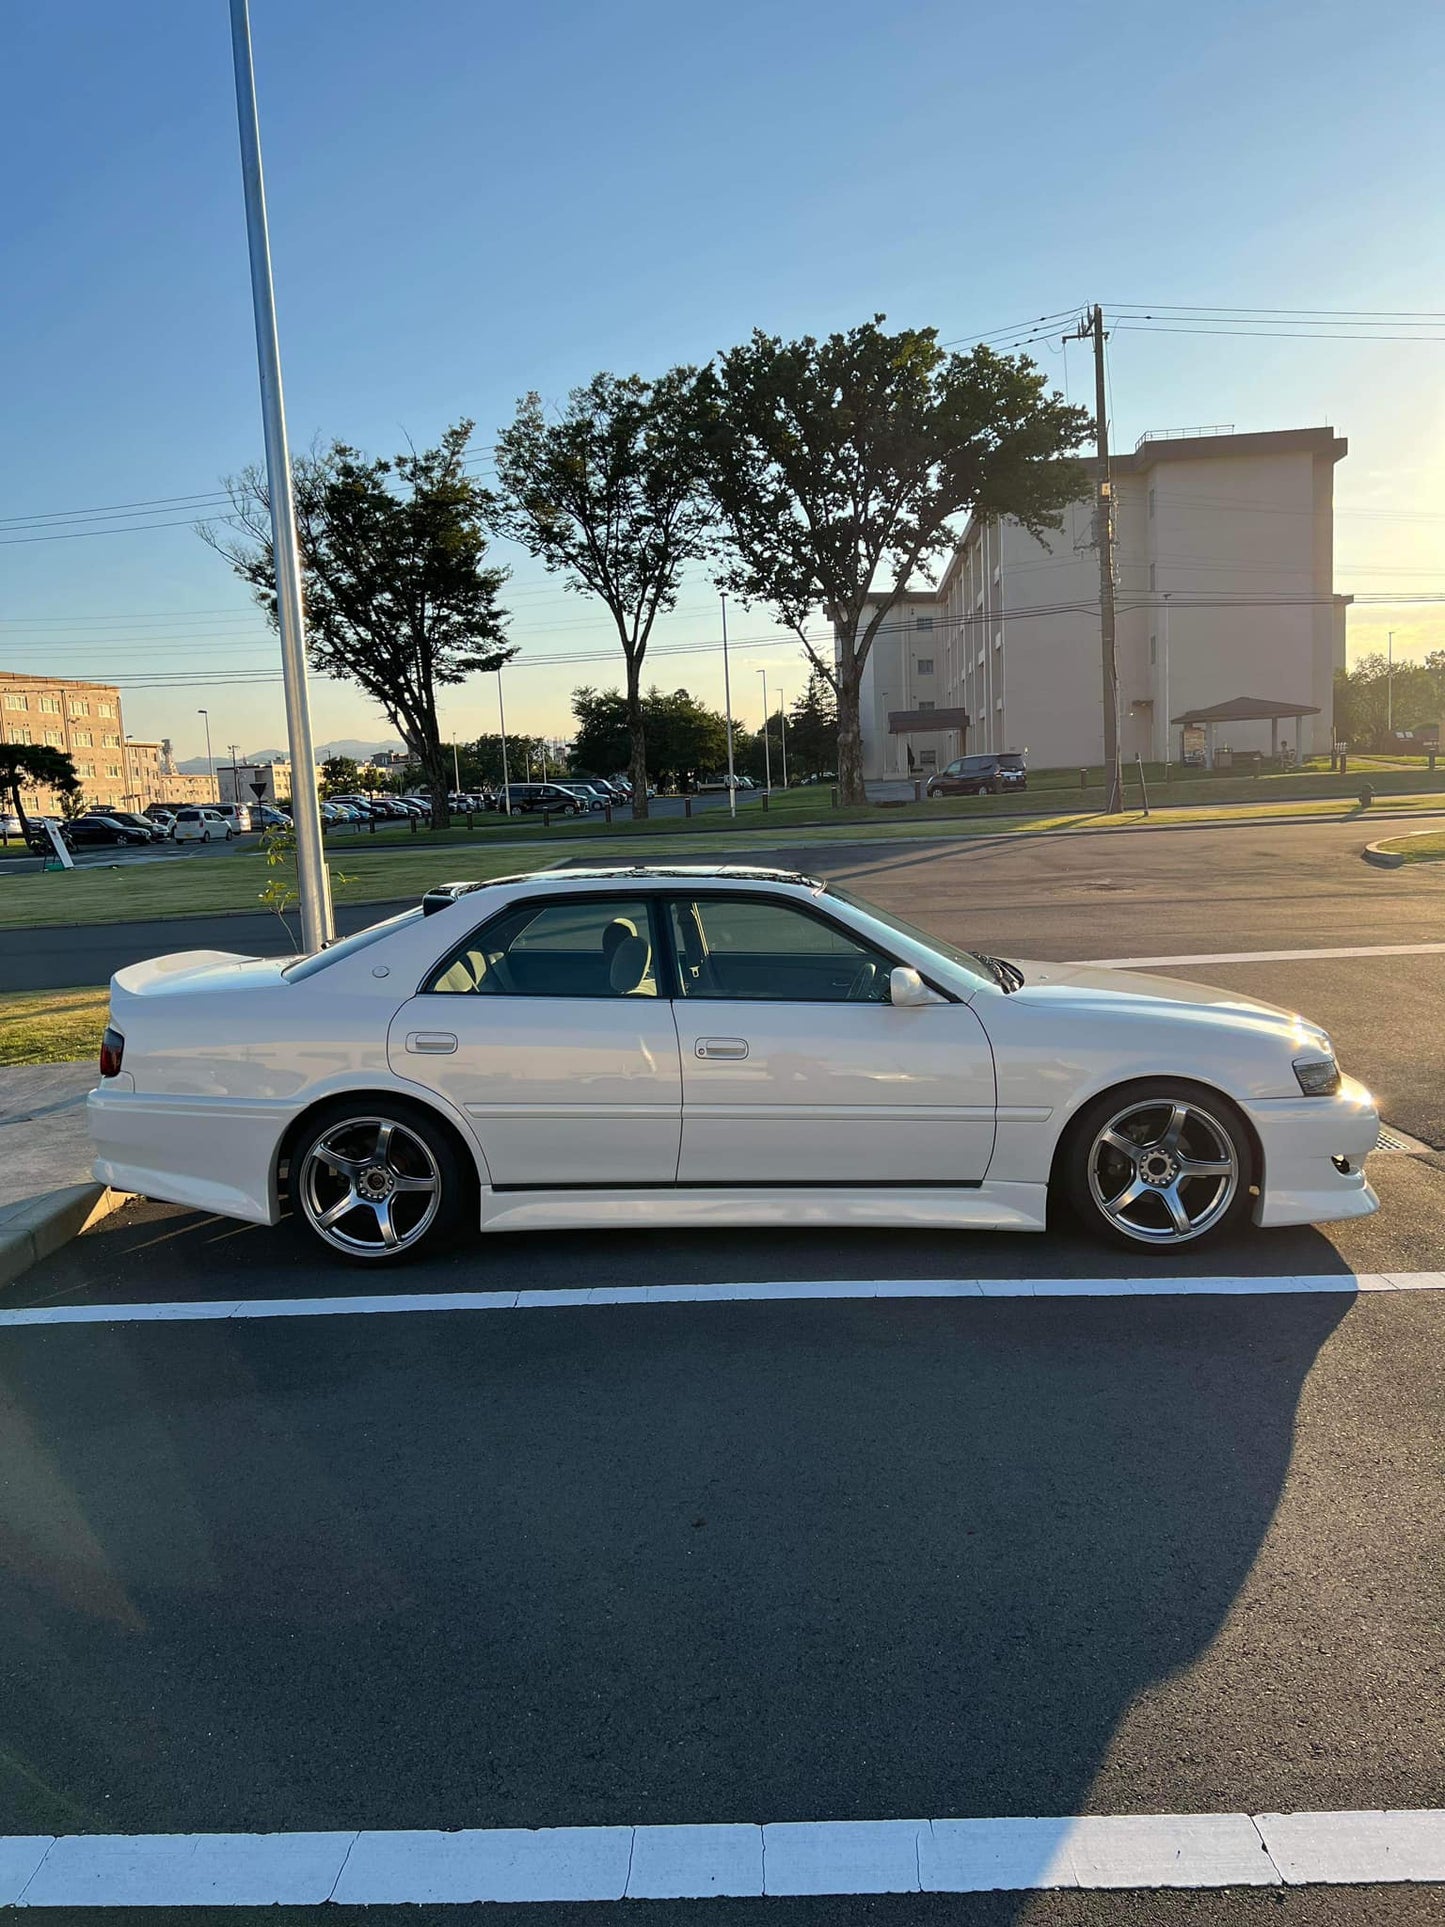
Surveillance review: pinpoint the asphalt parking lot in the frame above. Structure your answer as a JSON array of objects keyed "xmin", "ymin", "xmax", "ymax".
[{"xmin": 3, "ymin": 820, "xmax": 1443, "ymax": 1922}]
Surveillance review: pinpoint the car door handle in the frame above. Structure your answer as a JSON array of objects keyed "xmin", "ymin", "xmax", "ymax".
[
  {"xmin": 695, "ymin": 1037, "xmax": 748, "ymax": 1060},
  {"xmin": 406, "ymin": 1031, "xmax": 458, "ymax": 1054}
]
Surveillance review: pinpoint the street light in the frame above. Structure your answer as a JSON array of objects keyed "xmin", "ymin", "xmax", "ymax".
[
  {"xmin": 1387, "ymin": 629, "xmax": 1394, "ymax": 735},
  {"xmin": 777, "ymin": 684, "xmax": 788, "ymax": 789},
  {"xmin": 197, "ymin": 709, "xmax": 215, "ymax": 798},
  {"xmin": 496, "ymin": 666, "xmax": 511, "ymax": 813},
  {"xmin": 756, "ymin": 668, "xmax": 772, "ymax": 793},
  {"xmin": 229, "ymin": 0, "xmax": 332, "ymax": 949},
  {"xmin": 720, "ymin": 595, "xmax": 737, "ymax": 818}
]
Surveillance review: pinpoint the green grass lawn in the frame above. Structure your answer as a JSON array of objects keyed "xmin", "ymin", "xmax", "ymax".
[
  {"xmin": 0, "ymin": 986, "xmax": 109, "ymax": 1066},
  {"xmin": 1375, "ymin": 828, "xmax": 1445, "ymax": 863}
]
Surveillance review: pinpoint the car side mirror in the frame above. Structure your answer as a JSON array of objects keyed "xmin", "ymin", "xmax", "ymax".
[{"xmin": 889, "ymin": 965, "xmax": 944, "ymax": 1008}]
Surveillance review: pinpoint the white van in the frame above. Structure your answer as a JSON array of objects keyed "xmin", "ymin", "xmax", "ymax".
[
  {"xmin": 211, "ymin": 802, "xmax": 255, "ymax": 833},
  {"xmin": 170, "ymin": 808, "xmax": 233, "ymax": 843}
]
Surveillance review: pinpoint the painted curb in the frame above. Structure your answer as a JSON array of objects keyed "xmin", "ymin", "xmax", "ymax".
[{"xmin": 0, "ymin": 1183, "xmax": 128, "ymax": 1294}]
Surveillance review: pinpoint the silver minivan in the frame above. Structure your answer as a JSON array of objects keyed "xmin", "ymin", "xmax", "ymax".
[{"xmin": 211, "ymin": 803, "xmax": 255, "ymax": 833}]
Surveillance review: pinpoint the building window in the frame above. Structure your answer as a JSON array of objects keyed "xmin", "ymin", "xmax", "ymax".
[
  {"xmin": 97, "ymin": 702, "xmax": 116, "ymax": 719},
  {"xmin": 71, "ymin": 730, "xmax": 92, "ymax": 747},
  {"xmin": 915, "ymin": 656, "xmax": 934, "ymax": 676},
  {"xmin": 107, "ymin": 765, "xmax": 123, "ymax": 779},
  {"xmin": 919, "ymin": 750, "xmax": 937, "ymax": 767},
  {"xmin": 915, "ymin": 616, "xmax": 933, "ymax": 632},
  {"xmin": 918, "ymin": 699, "xmax": 935, "ymax": 712},
  {"xmin": 101, "ymin": 732, "xmax": 120, "ymax": 747},
  {"xmin": 37, "ymin": 695, "xmax": 60, "ymax": 715},
  {"xmin": 69, "ymin": 700, "xmax": 88, "ymax": 718},
  {"xmin": 77, "ymin": 762, "xmax": 95, "ymax": 777},
  {"xmin": 3, "ymin": 693, "xmax": 27, "ymax": 712},
  {"xmin": 43, "ymin": 730, "xmax": 63, "ymax": 747},
  {"xmin": 1150, "ymin": 635, "xmax": 1157, "ymax": 665},
  {"xmin": 1148, "ymin": 486, "xmax": 1156, "ymax": 518},
  {"xmin": 10, "ymin": 726, "xmax": 31, "ymax": 744}
]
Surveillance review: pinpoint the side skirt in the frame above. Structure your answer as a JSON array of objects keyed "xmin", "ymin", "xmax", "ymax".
[{"xmin": 478, "ymin": 1182, "xmax": 1048, "ymax": 1235}]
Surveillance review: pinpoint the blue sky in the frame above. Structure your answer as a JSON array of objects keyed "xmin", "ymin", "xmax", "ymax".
[{"xmin": 3, "ymin": 0, "xmax": 1443, "ymax": 757}]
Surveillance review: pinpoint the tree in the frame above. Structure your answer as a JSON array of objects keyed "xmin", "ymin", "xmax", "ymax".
[
  {"xmin": 465, "ymin": 733, "xmax": 547, "ymax": 787},
  {"xmin": 569, "ymin": 684, "xmax": 728, "ymax": 788},
  {"xmin": 695, "ymin": 317, "xmax": 1089, "ymax": 803},
  {"xmin": 320, "ymin": 754, "xmax": 360, "ymax": 796},
  {"xmin": 203, "ymin": 421, "xmax": 515, "ymax": 829},
  {"xmin": 0, "ymin": 744, "xmax": 79, "ymax": 835},
  {"xmin": 1335, "ymin": 654, "xmax": 1445, "ymax": 749},
  {"xmin": 786, "ymin": 670, "xmax": 838, "ymax": 779},
  {"xmin": 489, "ymin": 372, "xmax": 711, "ymax": 818}
]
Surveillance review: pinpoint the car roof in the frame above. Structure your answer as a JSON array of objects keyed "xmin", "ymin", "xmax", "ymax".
[{"xmin": 421, "ymin": 863, "xmax": 823, "ymax": 916}]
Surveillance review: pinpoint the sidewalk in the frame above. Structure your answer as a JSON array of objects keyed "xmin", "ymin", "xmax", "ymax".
[{"xmin": 0, "ymin": 1063, "xmax": 122, "ymax": 1289}]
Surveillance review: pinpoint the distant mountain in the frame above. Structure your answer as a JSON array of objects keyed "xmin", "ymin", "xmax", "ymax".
[{"xmin": 175, "ymin": 737, "xmax": 404, "ymax": 774}]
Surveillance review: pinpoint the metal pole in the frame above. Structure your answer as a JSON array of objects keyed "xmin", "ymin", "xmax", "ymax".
[
  {"xmin": 720, "ymin": 594, "xmax": 736, "ymax": 818},
  {"xmin": 497, "ymin": 669, "xmax": 511, "ymax": 812},
  {"xmin": 757, "ymin": 668, "xmax": 772, "ymax": 792},
  {"xmin": 198, "ymin": 709, "xmax": 215, "ymax": 798},
  {"xmin": 778, "ymin": 686, "xmax": 788, "ymax": 788},
  {"xmin": 1387, "ymin": 630, "xmax": 1394, "ymax": 735},
  {"xmin": 452, "ymin": 741, "xmax": 461, "ymax": 793},
  {"xmin": 229, "ymin": 0, "xmax": 333, "ymax": 950},
  {"xmin": 1073, "ymin": 306, "xmax": 1122, "ymax": 812},
  {"xmin": 1161, "ymin": 592, "xmax": 1171, "ymax": 768}
]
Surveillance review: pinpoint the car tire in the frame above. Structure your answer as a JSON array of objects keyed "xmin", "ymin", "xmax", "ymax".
[
  {"xmin": 225, "ymin": 828, "xmax": 234, "ymax": 841},
  {"xmin": 1060, "ymin": 1079, "xmax": 1254, "ymax": 1252},
  {"xmin": 287, "ymin": 1098, "xmax": 472, "ymax": 1263}
]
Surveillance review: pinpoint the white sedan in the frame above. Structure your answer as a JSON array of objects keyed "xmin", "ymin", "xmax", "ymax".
[{"xmin": 89, "ymin": 865, "xmax": 1379, "ymax": 1262}]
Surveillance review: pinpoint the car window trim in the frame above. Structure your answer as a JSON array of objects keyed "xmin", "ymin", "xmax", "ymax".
[
  {"xmin": 417, "ymin": 891, "xmax": 671, "ymax": 1000},
  {"xmin": 661, "ymin": 889, "xmax": 960, "ymax": 1005}
]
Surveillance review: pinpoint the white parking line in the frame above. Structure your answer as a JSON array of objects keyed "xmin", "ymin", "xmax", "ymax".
[
  {"xmin": 1074, "ymin": 941, "xmax": 1445, "ymax": 968},
  {"xmin": 5, "ymin": 1810, "xmax": 1443, "ymax": 1904},
  {"xmin": 0, "ymin": 1272, "xmax": 1439, "ymax": 1329}
]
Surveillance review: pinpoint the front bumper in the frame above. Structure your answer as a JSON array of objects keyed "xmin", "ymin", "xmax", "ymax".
[{"xmin": 1250, "ymin": 1073, "xmax": 1380, "ymax": 1228}]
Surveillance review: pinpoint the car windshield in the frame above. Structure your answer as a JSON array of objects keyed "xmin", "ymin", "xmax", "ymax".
[
  {"xmin": 823, "ymin": 885, "xmax": 994, "ymax": 989},
  {"xmin": 283, "ymin": 907, "xmax": 426, "ymax": 980}
]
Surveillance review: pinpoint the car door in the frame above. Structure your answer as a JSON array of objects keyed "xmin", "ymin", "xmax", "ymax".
[
  {"xmin": 387, "ymin": 893, "xmax": 682, "ymax": 1188},
  {"xmin": 669, "ymin": 892, "xmax": 996, "ymax": 1186}
]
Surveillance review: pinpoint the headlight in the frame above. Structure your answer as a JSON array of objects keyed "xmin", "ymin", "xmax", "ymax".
[{"xmin": 1294, "ymin": 1055, "xmax": 1341, "ymax": 1096}]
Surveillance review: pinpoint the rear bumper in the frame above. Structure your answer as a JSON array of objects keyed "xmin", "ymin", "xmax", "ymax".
[
  {"xmin": 88, "ymin": 1088, "xmax": 291, "ymax": 1225},
  {"xmin": 1251, "ymin": 1074, "xmax": 1380, "ymax": 1228}
]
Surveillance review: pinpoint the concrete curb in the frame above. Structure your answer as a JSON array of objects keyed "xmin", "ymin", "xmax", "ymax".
[
  {"xmin": 1361, "ymin": 832, "xmax": 1430, "ymax": 869},
  {"xmin": 0, "ymin": 1183, "xmax": 129, "ymax": 1293}
]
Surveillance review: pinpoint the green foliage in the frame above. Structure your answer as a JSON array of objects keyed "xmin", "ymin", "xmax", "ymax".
[
  {"xmin": 320, "ymin": 754, "xmax": 360, "ymax": 796},
  {"xmin": 570, "ymin": 685, "xmax": 728, "ymax": 786},
  {"xmin": 693, "ymin": 315, "xmax": 1089, "ymax": 801},
  {"xmin": 462, "ymin": 733, "xmax": 547, "ymax": 786},
  {"xmin": 786, "ymin": 670, "xmax": 838, "ymax": 780},
  {"xmin": 257, "ymin": 821, "xmax": 352, "ymax": 944},
  {"xmin": 1334, "ymin": 653, "xmax": 1445, "ymax": 749},
  {"xmin": 0, "ymin": 743, "xmax": 80, "ymax": 831},
  {"xmin": 204, "ymin": 421, "xmax": 515, "ymax": 829},
  {"xmin": 489, "ymin": 371, "xmax": 711, "ymax": 815}
]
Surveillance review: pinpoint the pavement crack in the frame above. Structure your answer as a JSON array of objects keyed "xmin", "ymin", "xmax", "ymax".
[
  {"xmin": 622, "ymin": 1825, "xmax": 637, "ymax": 1897},
  {"xmin": 14, "ymin": 1839, "xmax": 58, "ymax": 1908},
  {"xmin": 1248, "ymin": 1813, "xmax": 1285, "ymax": 1886},
  {"xmin": 325, "ymin": 1831, "xmax": 361, "ymax": 1903}
]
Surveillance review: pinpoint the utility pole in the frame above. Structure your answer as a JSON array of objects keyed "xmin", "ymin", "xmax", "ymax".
[
  {"xmin": 777, "ymin": 686, "xmax": 788, "ymax": 788},
  {"xmin": 720, "ymin": 594, "xmax": 737, "ymax": 818},
  {"xmin": 756, "ymin": 668, "xmax": 772, "ymax": 793},
  {"xmin": 496, "ymin": 667, "xmax": 511, "ymax": 812},
  {"xmin": 229, "ymin": 0, "xmax": 333, "ymax": 950},
  {"xmin": 1071, "ymin": 305, "xmax": 1123, "ymax": 812},
  {"xmin": 197, "ymin": 708, "xmax": 215, "ymax": 799},
  {"xmin": 1387, "ymin": 630, "xmax": 1394, "ymax": 735}
]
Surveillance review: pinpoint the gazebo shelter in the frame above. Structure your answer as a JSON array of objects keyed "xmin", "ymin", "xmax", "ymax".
[{"xmin": 1169, "ymin": 696, "xmax": 1320, "ymax": 770}]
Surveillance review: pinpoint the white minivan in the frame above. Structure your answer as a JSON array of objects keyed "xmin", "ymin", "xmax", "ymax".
[
  {"xmin": 170, "ymin": 808, "xmax": 233, "ymax": 843},
  {"xmin": 211, "ymin": 802, "xmax": 255, "ymax": 833}
]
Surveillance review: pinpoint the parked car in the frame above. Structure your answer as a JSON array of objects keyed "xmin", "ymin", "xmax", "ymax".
[
  {"xmin": 90, "ymin": 863, "xmax": 1378, "ymax": 1264},
  {"xmin": 499, "ymin": 782, "xmax": 587, "ymax": 816},
  {"xmin": 86, "ymin": 809, "xmax": 166, "ymax": 842},
  {"xmin": 554, "ymin": 781, "xmax": 610, "ymax": 811},
  {"xmin": 256, "ymin": 805, "xmax": 293, "ymax": 830},
  {"xmin": 210, "ymin": 803, "xmax": 256, "ymax": 833},
  {"xmin": 67, "ymin": 814, "xmax": 154, "ymax": 847},
  {"xmin": 0, "ymin": 813, "xmax": 23, "ymax": 839},
  {"xmin": 926, "ymin": 752, "xmax": 1027, "ymax": 798},
  {"xmin": 143, "ymin": 806, "xmax": 177, "ymax": 830},
  {"xmin": 170, "ymin": 807, "xmax": 233, "ymax": 843}
]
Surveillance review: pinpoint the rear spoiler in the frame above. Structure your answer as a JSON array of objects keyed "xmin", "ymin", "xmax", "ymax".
[{"xmin": 421, "ymin": 880, "xmax": 488, "ymax": 916}]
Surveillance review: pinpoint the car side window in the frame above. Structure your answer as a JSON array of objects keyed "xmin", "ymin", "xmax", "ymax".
[
  {"xmin": 424, "ymin": 897, "xmax": 660, "ymax": 998},
  {"xmin": 670, "ymin": 895, "xmax": 891, "ymax": 1003}
]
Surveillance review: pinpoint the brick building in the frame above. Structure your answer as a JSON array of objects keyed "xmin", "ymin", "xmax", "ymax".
[{"xmin": 0, "ymin": 674, "xmax": 214, "ymax": 813}]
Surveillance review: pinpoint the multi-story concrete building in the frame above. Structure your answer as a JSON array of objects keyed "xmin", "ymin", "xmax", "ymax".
[
  {"xmin": 849, "ymin": 425, "xmax": 1348, "ymax": 780},
  {"xmin": 0, "ymin": 672, "xmax": 129, "ymax": 812}
]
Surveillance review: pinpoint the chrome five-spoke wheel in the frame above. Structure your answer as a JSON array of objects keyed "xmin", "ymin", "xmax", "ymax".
[
  {"xmin": 296, "ymin": 1113, "xmax": 444, "ymax": 1258},
  {"xmin": 1070, "ymin": 1085, "xmax": 1250, "ymax": 1249}
]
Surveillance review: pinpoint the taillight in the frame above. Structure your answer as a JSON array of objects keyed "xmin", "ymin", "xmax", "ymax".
[{"xmin": 99, "ymin": 1026, "xmax": 125, "ymax": 1078}]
